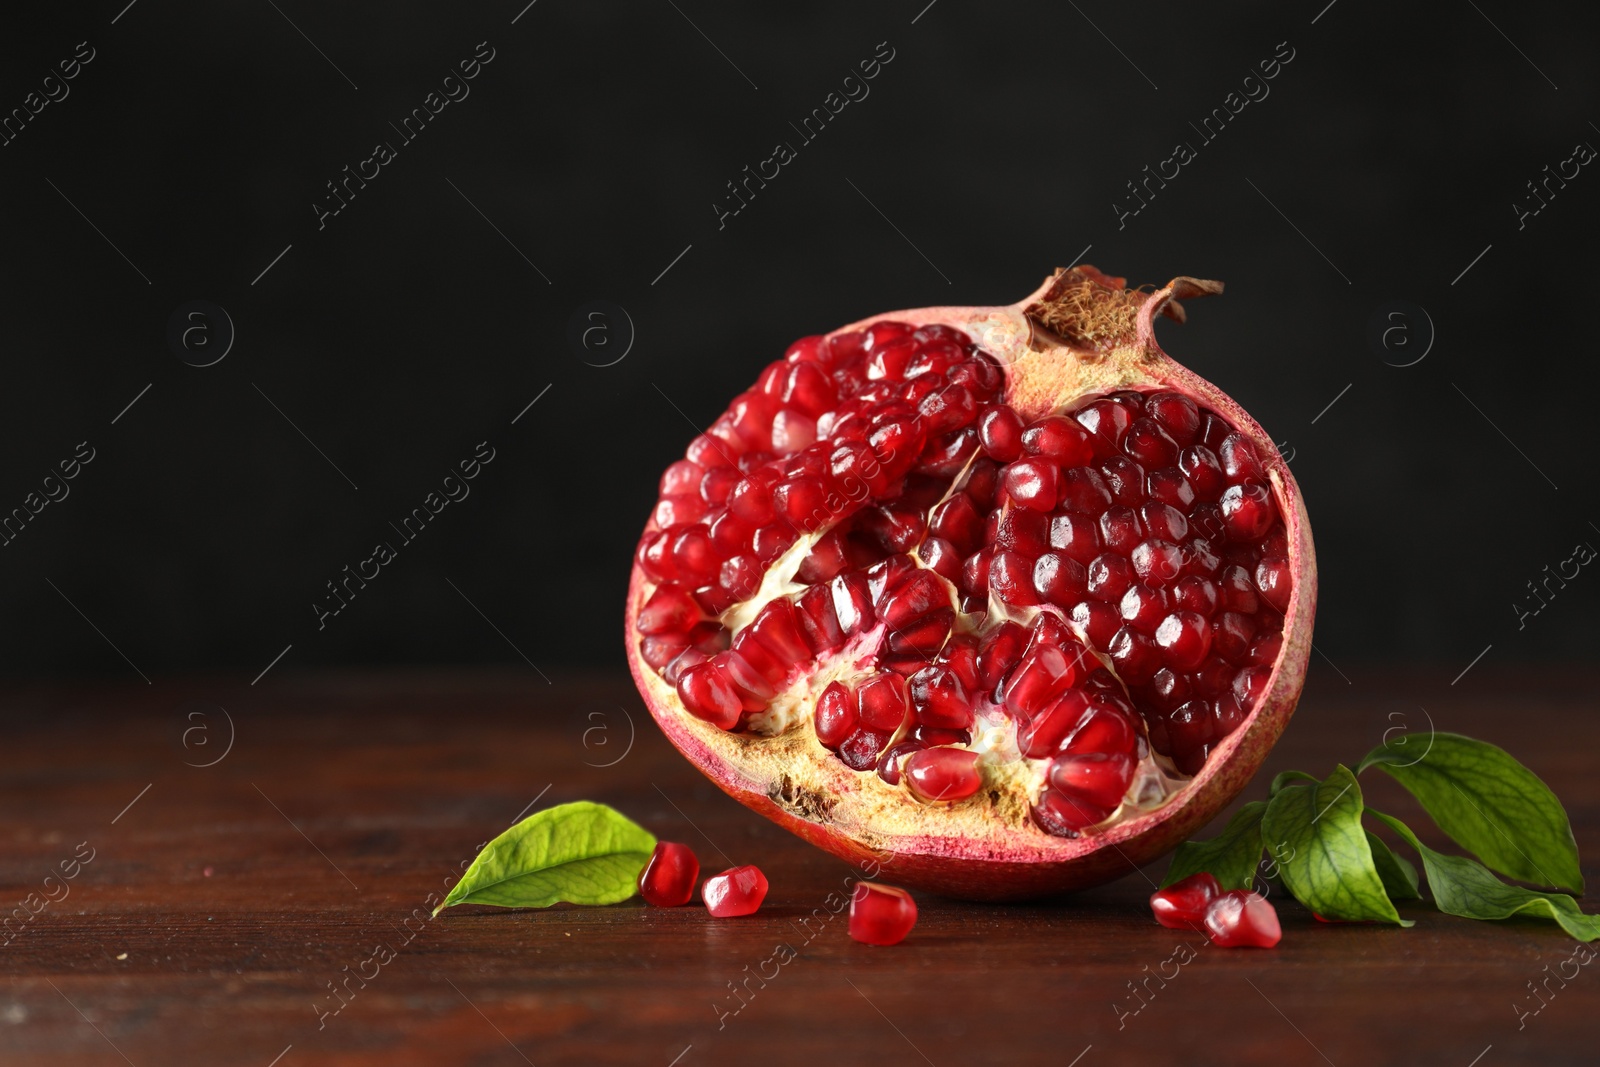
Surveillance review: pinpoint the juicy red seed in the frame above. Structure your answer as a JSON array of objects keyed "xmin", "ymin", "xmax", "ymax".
[
  {"xmin": 640, "ymin": 634, "xmax": 690, "ymax": 671},
  {"xmin": 703, "ymin": 865, "xmax": 769, "ymax": 918},
  {"xmin": 1000, "ymin": 645, "xmax": 1079, "ymax": 717},
  {"xmin": 636, "ymin": 585, "xmax": 702, "ymax": 635},
  {"xmin": 839, "ymin": 728, "xmax": 891, "ymax": 770},
  {"xmin": 964, "ymin": 459, "xmax": 999, "ymax": 506},
  {"xmin": 639, "ymin": 841, "xmax": 700, "ymax": 907},
  {"xmin": 1017, "ymin": 689, "xmax": 1091, "ymax": 758},
  {"xmin": 1118, "ymin": 584, "xmax": 1169, "ymax": 635},
  {"xmin": 1099, "ymin": 455, "xmax": 1146, "ymax": 505},
  {"xmin": 815, "ymin": 681, "xmax": 858, "ymax": 748},
  {"xmin": 856, "ymin": 672, "xmax": 911, "ymax": 731},
  {"xmin": 1232, "ymin": 665, "xmax": 1271, "ymax": 710},
  {"xmin": 1070, "ymin": 600, "xmax": 1121, "ymax": 647},
  {"xmin": 831, "ymin": 572, "xmax": 875, "ymax": 634},
  {"xmin": 879, "ymin": 569, "xmax": 949, "ymax": 628},
  {"xmin": 720, "ymin": 554, "xmax": 762, "ymax": 600},
  {"xmin": 1179, "ymin": 445, "xmax": 1227, "ymax": 500},
  {"xmin": 1032, "ymin": 789, "xmax": 1111, "ymax": 836},
  {"xmin": 676, "ymin": 662, "xmax": 742, "ymax": 730},
  {"xmin": 1123, "ymin": 417, "xmax": 1179, "ymax": 468},
  {"xmin": 714, "ymin": 649, "xmax": 775, "ymax": 710},
  {"xmin": 1057, "ymin": 468, "xmax": 1113, "ymax": 515},
  {"xmin": 1167, "ymin": 699, "xmax": 1216, "ymax": 774},
  {"xmin": 1215, "ymin": 692, "xmax": 1247, "ymax": 733},
  {"xmin": 849, "ymin": 882, "xmax": 918, "ymax": 946},
  {"xmin": 960, "ymin": 549, "xmax": 991, "ymax": 597},
  {"xmin": 745, "ymin": 598, "xmax": 811, "ymax": 667},
  {"xmin": 1155, "ymin": 611, "xmax": 1212, "ymax": 671},
  {"xmin": 1065, "ymin": 704, "xmax": 1139, "ymax": 757},
  {"xmin": 1199, "ymin": 413, "xmax": 1231, "ymax": 450},
  {"xmin": 1131, "ymin": 540, "xmax": 1184, "ymax": 587},
  {"xmin": 1087, "ymin": 553, "xmax": 1134, "ymax": 602},
  {"xmin": 700, "ymin": 466, "xmax": 742, "ymax": 505},
  {"xmin": 1099, "ymin": 507, "xmax": 1143, "ymax": 554},
  {"xmin": 1218, "ymin": 434, "xmax": 1264, "ymax": 484},
  {"xmin": 995, "ymin": 507, "xmax": 1050, "ymax": 556},
  {"xmin": 751, "ymin": 524, "xmax": 791, "ymax": 564},
  {"xmin": 910, "ymin": 665, "xmax": 972, "ymax": 729},
  {"xmin": 918, "ymin": 537, "xmax": 964, "ymax": 584},
  {"xmin": 936, "ymin": 636, "xmax": 981, "ymax": 690},
  {"xmin": 1172, "ymin": 575, "xmax": 1219, "ymax": 616},
  {"xmin": 795, "ymin": 584, "xmax": 845, "ymax": 654},
  {"xmin": 928, "ymin": 494, "xmax": 984, "ymax": 550},
  {"xmin": 1147, "ymin": 667, "xmax": 1190, "ymax": 712},
  {"xmin": 1220, "ymin": 482, "xmax": 1276, "ymax": 541},
  {"xmin": 661, "ymin": 459, "xmax": 705, "ymax": 496},
  {"xmin": 1033, "ymin": 552, "xmax": 1088, "ymax": 607},
  {"xmin": 1049, "ymin": 751, "xmax": 1134, "ymax": 810},
  {"xmin": 918, "ymin": 384, "xmax": 976, "ymax": 434},
  {"xmin": 1021, "ymin": 416, "xmax": 1093, "ymax": 465},
  {"xmin": 774, "ymin": 476, "xmax": 834, "ymax": 529},
  {"xmin": 1146, "ymin": 467, "xmax": 1196, "ymax": 509},
  {"xmin": 1108, "ymin": 627, "xmax": 1161, "ymax": 683},
  {"xmin": 1250, "ymin": 632, "xmax": 1284, "ymax": 666},
  {"xmin": 1150, "ymin": 872, "xmax": 1221, "ymax": 930},
  {"xmin": 875, "ymin": 739, "xmax": 924, "ymax": 786},
  {"xmin": 977, "ymin": 621, "xmax": 1027, "ymax": 690},
  {"xmin": 1256, "ymin": 556, "xmax": 1293, "ymax": 613},
  {"xmin": 795, "ymin": 530, "xmax": 849, "ymax": 584},
  {"xmin": 1027, "ymin": 612, "xmax": 1074, "ymax": 652},
  {"xmin": 1204, "ymin": 891, "xmax": 1282, "ymax": 948},
  {"xmin": 782, "ymin": 360, "xmax": 836, "ymax": 414},
  {"xmin": 989, "ymin": 550, "xmax": 1040, "ymax": 607},
  {"xmin": 1218, "ymin": 565, "xmax": 1260, "ymax": 613},
  {"xmin": 706, "ymin": 510, "xmax": 753, "ymax": 556},
  {"xmin": 904, "ymin": 747, "xmax": 982, "ymax": 802},
  {"xmin": 1182, "ymin": 537, "xmax": 1221, "ymax": 577},
  {"xmin": 1141, "ymin": 502, "xmax": 1188, "ymax": 542},
  {"xmin": 1211, "ymin": 611, "xmax": 1256, "ymax": 661},
  {"xmin": 1049, "ymin": 511, "xmax": 1102, "ymax": 564},
  {"xmin": 655, "ymin": 493, "xmax": 706, "ymax": 530},
  {"xmin": 1001, "ymin": 459, "xmax": 1060, "ymax": 511},
  {"xmin": 827, "ymin": 329, "xmax": 867, "ymax": 364},
  {"xmin": 867, "ymin": 338, "xmax": 917, "ymax": 381},
  {"xmin": 860, "ymin": 506, "xmax": 926, "ymax": 554},
  {"xmin": 1074, "ymin": 399, "xmax": 1133, "ymax": 460},
  {"xmin": 1147, "ymin": 392, "xmax": 1201, "ymax": 444},
  {"xmin": 886, "ymin": 610, "xmax": 953, "ymax": 656},
  {"xmin": 687, "ymin": 433, "xmax": 735, "ymax": 469},
  {"xmin": 1195, "ymin": 656, "xmax": 1234, "ymax": 697}
]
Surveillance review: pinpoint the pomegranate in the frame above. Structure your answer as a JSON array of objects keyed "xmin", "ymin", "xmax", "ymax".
[
  {"xmin": 849, "ymin": 882, "xmax": 918, "ymax": 945},
  {"xmin": 702, "ymin": 865, "xmax": 769, "ymax": 917},
  {"xmin": 1149, "ymin": 871, "xmax": 1221, "ymax": 930},
  {"xmin": 638, "ymin": 841, "xmax": 700, "ymax": 906},
  {"xmin": 626, "ymin": 266, "xmax": 1315, "ymax": 900},
  {"xmin": 1203, "ymin": 890, "xmax": 1281, "ymax": 948}
]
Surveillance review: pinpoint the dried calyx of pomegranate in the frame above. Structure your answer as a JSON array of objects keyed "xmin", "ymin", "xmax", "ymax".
[{"xmin": 627, "ymin": 267, "xmax": 1316, "ymax": 901}]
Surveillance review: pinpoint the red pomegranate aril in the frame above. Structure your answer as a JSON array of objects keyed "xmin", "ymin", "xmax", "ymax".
[
  {"xmin": 1220, "ymin": 482, "xmax": 1276, "ymax": 541},
  {"xmin": 1000, "ymin": 645, "xmax": 1076, "ymax": 717},
  {"xmin": 1108, "ymin": 627, "xmax": 1161, "ymax": 683},
  {"xmin": 1217, "ymin": 565, "xmax": 1260, "ymax": 613},
  {"xmin": 849, "ymin": 882, "xmax": 918, "ymax": 945},
  {"xmin": 1032, "ymin": 552, "xmax": 1088, "ymax": 608},
  {"xmin": 744, "ymin": 599, "xmax": 810, "ymax": 668},
  {"xmin": 960, "ymin": 549, "xmax": 991, "ymax": 597},
  {"xmin": 1167, "ymin": 700, "xmax": 1217, "ymax": 774},
  {"xmin": 1000, "ymin": 458, "xmax": 1059, "ymax": 511},
  {"xmin": 1147, "ymin": 392, "xmax": 1201, "ymax": 444},
  {"xmin": 1249, "ymin": 632, "xmax": 1284, "ymax": 667},
  {"xmin": 1018, "ymin": 689, "xmax": 1091, "ymax": 758},
  {"xmin": 855, "ymin": 672, "xmax": 911, "ymax": 732},
  {"xmin": 990, "ymin": 550, "xmax": 1041, "ymax": 607},
  {"xmin": 1070, "ymin": 600, "xmax": 1121, "ymax": 647},
  {"xmin": 1131, "ymin": 540, "xmax": 1184, "ymax": 587},
  {"xmin": 928, "ymin": 494, "xmax": 984, "ymax": 550},
  {"xmin": 703, "ymin": 865, "xmax": 769, "ymax": 917},
  {"xmin": 1122, "ymin": 417, "xmax": 1179, "ymax": 468},
  {"xmin": 636, "ymin": 585, "xmax": 701, "ymax": 635},
  {"xmin": 1146, "ymin": 467, "xmax": 1196, "ymax": 510},
  {"xmin": 1211, "ymin": 611, "xmax": 1256, "ymax": 662},
  {"xmin": 713, "ymin": 650, "xmax": 774, "ymax": 710},
  {"xmin": 1031, "ymin": 788, "xmax": 1112, "ymax": 836},
  {"xmin": 1179, "ymin": 445, "xmax": 1227, "ymax": 500},
  {"xmin": 1256, "ymin": 556, "xmax": 1293, "ymax": 613},
  {"xmin": 918, "ymin": 537, "xmax": 964, "ymax": 584},
  {"xmin": 814, "ymin": 682, "xmax": 858, "ymax": 748},
  {"xmin": 1086, "ymin": 553, "xmax": 1134, "ymax": 602},
  {"xmin": 1099, "ymin": 456, "xmax": 1146, "ymax": 506},
  {"xmin": 1049, "ymin": 512, "xmax": 1101, "ymax": 565},
  {"xmin": 875, "ymin": 739, "xmax": 924, "ymax": 786},
  {"xmin": 639, "ymin": 841, "xmax": 700, "ymax": 907},
  {"xmin": 905, "ymin": 747, "xmax": 982, "ymax": 802},
  {"xmin": 1149, "ymin": 871, "xmax": 1220, "ymax": 930},
  {"xmin": 1172, "ymin": 575, "xmax": 1219, "ymax": 616},
  {"xmin": 726, "ymin": 475, "xmax": 776, "ymax": 526},
  {"xmin": 640, "ymin": 634, "xmax": 690, "ymax": 671},
  {"xmin": 1049, "ymin": 751, "xmax": 1134, "ymax": 811},
  {"xmin": 672, "ymin": 526, "xmax": 720, "ymax": 586},
  {"xmin": 655, "ymin": 494, "xmax": 708, "ymax": 528},
  {"xmin": 676, "ymin": 662, "xmax": 743, "ymax": 729},
  {"xmin": 1099, "ymin": 506, "xmax": 1143, "ymax": 554},
  {"xmin": 910, "ymin": 666, "xmax": 973, "ymax": 729},
  {"xmin": 1140, "ymin": 502, "xmax": 1189, "ymax": 543},
  {"xmin": 1119, "ymin": 585, "xmax": 1169, "ymax": 635},
  {"xmin": 839, "ymin": 728, "xmax": 891, "ymax": 770},
  {"xmin": 1218, "ymin": 434, "xmax": 1264, "ymax": 484},
  {"xmin": 936, "ymin": 635, "xmax": 981, "ymax": 690},
  {"xmin": 830, "ymin": 572, "xmax": 875, "ymax": 634},
  {"xmin": 886, "ymin": 610, "xmax": 953, "ymax": 656},
  {"xmin": 1155, "ymin": 611, "xmax": 1212, "ymax": 671},
  {"xmin": 995, "ymin": 507, "xmax": 1050, "ymax": 557},
  {"xmin": 661, "ymin": 459, "xmax": 705, "ymax": 497},
  {"xmin": 1074, "ymin": 399, "xmax": 1133, "ymax": 460},
  {"xmin": 751, "ymin": 524, "xmax": 791, "ymax": 564},
  {"xmin": 782, "ymin": 360, "xmax": 836, "ymax": 415},
  {"xmin": 977, "ymin": 621, "xmax": 1027, "ymax": 690},
  {"xmin": 1021, "ymin": 416, "xmax": 1093, "ymax": 465},
  {"xmin": 719, "ymin": 554, "xmax": 762, "ymax": 602},
  {"xmin": 1204, "ymin": 890, "xmax": 1281, "ymax": 948},
  {"xmin": 1065, "ymin": 704, "xmax": 1139, "ymax": 758},
  {"xmin": 877, "ymin": 568, "xmax": 946, "ymax": 628}
]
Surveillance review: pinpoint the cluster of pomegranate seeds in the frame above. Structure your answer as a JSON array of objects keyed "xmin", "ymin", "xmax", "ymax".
[
  {"xmin": 848, "ymin": 882, "xmax": 919, "ymax": 945},
  {"xmin": 702, "ymin": 865, "xmax": 769, "ymax": 917},
  {"xmin": 636, "ymin": 319, "xmax": 1291, "ymax": 837},
  {"xmin": 1149, "ymin": 872, "xmax": 1281, "ymax": 948}
]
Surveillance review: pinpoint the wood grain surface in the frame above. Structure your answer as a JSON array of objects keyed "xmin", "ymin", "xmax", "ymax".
[{"xmin": 1, "ymin": 666, "xmax": 1595, "ymax": 1066}]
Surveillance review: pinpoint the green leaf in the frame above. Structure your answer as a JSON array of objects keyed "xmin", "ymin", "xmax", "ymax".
[
  {"xmin": 1370, "ymin": 811, "xmax": 1600, "ymax": 941},
  {"xmin": 1161, "ymin": 801, "xmax": 1267, "ymax": 890},
  {"xmin": 1260, "ymin": 767, "xmax": 1411, "ymax": 925},
  {"xmin": 1358, "ymin": 732, "xmax": 1583, "ymax": 893},
  {"xmin": 1365, "ymin": 829, "xmax": 1421, "ymax": 900},
  {"xmin": 434, "ymin": 801, "xmax": 656, "ymax": 915},
  {"xmin": 1270, "ymin": 770, "xmax": 1320, "ymax": 796}
]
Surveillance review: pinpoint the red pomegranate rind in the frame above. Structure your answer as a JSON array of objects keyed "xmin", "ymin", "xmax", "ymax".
[{"xmin": 626, "ymin": 267, "xmax": 1315, "ymax": 901}]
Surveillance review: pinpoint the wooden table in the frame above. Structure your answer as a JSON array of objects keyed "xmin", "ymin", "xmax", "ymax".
[{"xmin": 1, "ymin": 667, "xmax": 1595, "ymax": 1066}]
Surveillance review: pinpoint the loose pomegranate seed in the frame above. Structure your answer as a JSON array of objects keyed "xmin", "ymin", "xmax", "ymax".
[
  {"xmin": 1149, "ymin": 871, "xmax": 1220, "ymax": 930},
  {"xmin": 703, "ymin": 865, "xmax": 769, "ymax": 917},
  {"xmin": 638, "ymin": 841, "xmax": 700, "ymax": 907},
  {"xmin": 904, "ymin": 747, "xmax": 982, "ymax": 802},
  {"xmin": 849, "ymin": 882, "xmax": 919, "ymax": 945},
  {"xmin": 1203, "ymin": 890, "xmax": 1281, "ymax": 948}
]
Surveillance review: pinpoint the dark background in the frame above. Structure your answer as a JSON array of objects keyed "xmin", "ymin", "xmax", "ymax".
[{"xmin": 0, "ymin": 0, "xmax": 1595, "ymax": 685}]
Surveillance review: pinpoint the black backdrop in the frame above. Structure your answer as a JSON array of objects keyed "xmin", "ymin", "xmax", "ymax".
[{"xmin": 0, "ymin": 0, "xmax": 1595, "ymax": 684}]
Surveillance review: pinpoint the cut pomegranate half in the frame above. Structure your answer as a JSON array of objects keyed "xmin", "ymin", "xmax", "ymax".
[{"xmin": 626, "ymin": 267, "xmax": 1316, "ymax": 901}]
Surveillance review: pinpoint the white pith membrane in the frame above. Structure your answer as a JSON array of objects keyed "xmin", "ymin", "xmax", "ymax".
[{"xmin": 631, "ymin": 271, "xmax": 1300, "ymax": 852}]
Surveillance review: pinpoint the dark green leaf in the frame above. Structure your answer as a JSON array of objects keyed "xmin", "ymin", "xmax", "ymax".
[
  {"xmin": 434, "ymin": 801, "xmax": 656, "ymax": 914},
  {"xmin": 1270, "ymin": 770, "xmax": 1319, "ymax": 796},
  {"xmin": 1370, "ymin": 811, "xmax": 1600, "ymax": 941},
  {"xmin": 1161, "ymin": 801, "xmax": 1267, "ymax": 890},
  {"xmin": 1260, "ymin": 767, "xmax": 1410, "ymax": 925},
  {"xmin": 1358, "ymin": 732, "xmax": 1582, "ymax": 893},
  {"xmin": 1365, "ymin": 829, "xmax": 1421, "ymax": 900}
]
